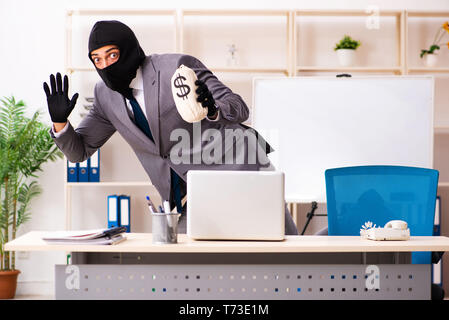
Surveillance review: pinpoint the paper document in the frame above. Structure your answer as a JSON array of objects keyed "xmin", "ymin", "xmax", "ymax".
[
  {"xmin": 43, "ymin": 234, "xmax": 126, "ymax": 245},
  {"xmin": 42, "ymin": 226, "xmax": 127, "ymax": 245}
]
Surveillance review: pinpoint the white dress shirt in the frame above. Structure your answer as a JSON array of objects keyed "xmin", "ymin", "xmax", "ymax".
[{"xmin": 125, "ymin": 67, "xmax": 146, "ymax": 120}]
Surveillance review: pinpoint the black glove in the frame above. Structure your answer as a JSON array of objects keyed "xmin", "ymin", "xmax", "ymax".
[
  {"xmin": 43, "ymin": 72, "xmax": 79, "ymax": 123},
  {"xmin": 195, "ymin": 79, "xmax": 217, "ymax": 118}
]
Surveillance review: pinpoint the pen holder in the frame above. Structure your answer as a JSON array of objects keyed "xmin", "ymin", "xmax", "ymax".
[{"xmin": 152, "ymin": 212, "xmax": 181, "ymax": 244}]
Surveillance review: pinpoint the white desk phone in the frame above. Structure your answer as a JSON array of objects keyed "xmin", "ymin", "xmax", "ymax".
[{"xmin": 360, "ymin": 220, "xmax": 410, "ymax": 241}]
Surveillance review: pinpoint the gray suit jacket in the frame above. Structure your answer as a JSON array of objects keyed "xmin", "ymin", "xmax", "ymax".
[{"xmin": 51, "ymin": 54, "xmax": 272, "ymax": 202}]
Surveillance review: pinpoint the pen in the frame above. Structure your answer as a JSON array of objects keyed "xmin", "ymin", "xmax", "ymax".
[
  {"xmin": 163, "ymin": 200, "xmax": 175, "ymax": 232},
  {"xmin": 163, "ymin": 200, "xmax": 171, "ymax": 214},
  {"xmin": 159, "ymin": 205, "xmax": 164, "ymax": 213}
]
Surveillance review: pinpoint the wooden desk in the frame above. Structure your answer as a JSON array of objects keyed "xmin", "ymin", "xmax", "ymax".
[
  {"xmin": 6, "ymin": 232, "xmax": 449, "ymax": 300},
  {"xmin": 6, "ymin": 232, "xmax": 449, "ymax": 253}
]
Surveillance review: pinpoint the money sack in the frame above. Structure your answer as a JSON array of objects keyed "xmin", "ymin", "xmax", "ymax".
[{"xmin": 171, "ymin": 64, "xmax": 208, "ymax": 123}]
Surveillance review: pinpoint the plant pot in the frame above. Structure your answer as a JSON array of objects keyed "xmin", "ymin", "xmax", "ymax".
[
  {"xmin": 336, "ymin": 48, "xmax": 356, "ymax": 67},
  {"xmin": 424, "ymin": 53, "xmax": 438, "ymax": 67},
  {"xmin": 0, "ymin": 270, "xmax": 20, "ymax": 299}
]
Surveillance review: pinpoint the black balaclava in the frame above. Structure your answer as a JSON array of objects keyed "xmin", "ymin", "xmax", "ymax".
[{"xmin": 88, "ymin": 20, "xmax": 146, "ymax": 99}]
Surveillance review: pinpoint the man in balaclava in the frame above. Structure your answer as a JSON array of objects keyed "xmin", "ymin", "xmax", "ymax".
[
  {"xmin": 43, "ymin": 20, "xmax": 299, "ymax": 235},
  {"xmin": 89, "ymin": 21, "xmax": 145, "ymax": 98}
]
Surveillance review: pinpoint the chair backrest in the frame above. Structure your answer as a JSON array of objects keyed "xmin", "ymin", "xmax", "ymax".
[{"xmin": 325, "ymin": 165, "xmax": 439, "ymax": 264}]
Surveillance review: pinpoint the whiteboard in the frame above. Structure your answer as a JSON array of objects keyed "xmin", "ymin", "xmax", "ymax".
[{"xmin": 252, "ymin": 76, "xmax": 434, "ymax": 202}]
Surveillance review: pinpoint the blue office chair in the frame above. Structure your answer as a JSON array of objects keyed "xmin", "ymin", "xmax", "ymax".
[{"xmin": 325, "ymin": 165, "xmax": 439, "ymax": 264}]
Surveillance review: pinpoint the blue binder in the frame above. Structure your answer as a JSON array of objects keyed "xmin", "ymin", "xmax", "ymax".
[
  {"xmin": 78, "ymin": 159, "xmax": 89, "ymax": 182},
  {"xmin": 88, "ymin": 150, "xmax": 100, "ymax": 182},
  {"xmin": 119, "ymin": 195, "xmax": 131, "ymax": 233},
  {"xmin": 67, "ymin": 161, "xmax": 78, "ymax": 182},
  {"xmin": 107, "ymin": 195, "xmax": 120, "ymax": 228}
]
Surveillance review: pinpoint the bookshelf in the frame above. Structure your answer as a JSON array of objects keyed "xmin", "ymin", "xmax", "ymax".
[{"xmin": 406, "ymin": 10, "xmax": 449, "ymax": 190}]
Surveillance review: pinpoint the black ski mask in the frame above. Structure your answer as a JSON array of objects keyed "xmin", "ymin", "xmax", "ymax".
[{"xmin": 88, "ymin": 20, "xmax": 146, "ymax": 99}]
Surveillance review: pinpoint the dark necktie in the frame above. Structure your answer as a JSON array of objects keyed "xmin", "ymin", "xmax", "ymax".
[
  {"xmin": 128, "ymin": 96, "xmax": 153, "ymax": 142},
  {"xmin": 128, "ymin": 96, "xmax": 183, "ymax": 213}
]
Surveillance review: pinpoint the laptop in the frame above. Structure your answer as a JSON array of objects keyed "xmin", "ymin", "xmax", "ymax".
[{"xmin": 187, "ymin": 170, "xmax": 285, "ymax": 241}]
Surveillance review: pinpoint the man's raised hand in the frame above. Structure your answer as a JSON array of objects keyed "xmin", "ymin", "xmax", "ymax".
[{"xmin": 43, "ymin": 72, "xmax": 79, "ymax": 123}]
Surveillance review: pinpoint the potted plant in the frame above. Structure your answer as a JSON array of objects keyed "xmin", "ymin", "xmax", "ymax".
[
  {"xmin": 420, "ymin": 22, "xmax": 449, "ymax": 67},
  {"xmin": 0, "ymin": 96, "xmax": 62, "ymax": 299},
  {"xmin": 334, "ymin": 35, "xmax": 361, "ymax": 67}
]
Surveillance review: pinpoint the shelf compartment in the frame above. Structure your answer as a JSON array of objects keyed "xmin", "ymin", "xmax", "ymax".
[
  {"xmin": 294, "ymin": 10, "xmax": 405, "ymax": 76},
  {"xmin": 181, "ymin": 10, "xmax": 292, "ymax": 76}
]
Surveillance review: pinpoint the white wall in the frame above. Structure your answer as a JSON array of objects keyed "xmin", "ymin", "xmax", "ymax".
[{"xmin": 1, "ymin": 0, "xmax": 449, "ymax": 297}]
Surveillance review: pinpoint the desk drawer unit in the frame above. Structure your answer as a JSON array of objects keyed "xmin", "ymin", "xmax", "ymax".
[{"xmin": 55, "ymin": 264, "xmax": 430, "ymax": 300}]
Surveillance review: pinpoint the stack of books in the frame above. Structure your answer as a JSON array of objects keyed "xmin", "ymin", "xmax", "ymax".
[{"xmin": 42, "ymin": 226, "xmax": 127, "ymax": 245}]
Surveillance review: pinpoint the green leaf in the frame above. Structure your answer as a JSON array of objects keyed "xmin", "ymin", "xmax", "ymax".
[
  {"xmin": 334, "ymin": 35, "xmax": 361, "ymax": 51},
  {"xmin": 17, "ymin": 181, "xmax": 42, "ymax": 227},
  {"xmin": 0, "ymin": 95, "xmax": 62, "ymax": 270},
  {"xmin": 429, "ymin": 44, "xmax": 440, "ymax": 53},
  {"xmin": 420, "ymin": 49, "xmax": 429, "ymax": 58}
]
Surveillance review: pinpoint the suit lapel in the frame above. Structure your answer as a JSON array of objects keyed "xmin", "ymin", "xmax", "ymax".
[
  {"xmin": 142, "ymin": 56, "xmax": 161, "ymax": 153},
  {"xmin": 108, "ymin": 82, "xmax": 158, "ymax": 153}
]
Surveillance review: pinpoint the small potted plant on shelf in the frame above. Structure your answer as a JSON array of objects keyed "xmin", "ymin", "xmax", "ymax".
[
  {"xmin": 0, "ymin": 96, "xmax": 62, "ymax": 299},
  {"xmin": 334, "ymin": 35, "xmax": 361, "ymax": 67},
  {"xmin": 420, "ymin": 21, "xmax": 449, "ymax": 67}
]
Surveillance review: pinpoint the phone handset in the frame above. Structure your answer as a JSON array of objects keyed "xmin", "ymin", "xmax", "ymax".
[{"xmin": 384, "ymin": 220, "xmax": 408, "ymax": 230}]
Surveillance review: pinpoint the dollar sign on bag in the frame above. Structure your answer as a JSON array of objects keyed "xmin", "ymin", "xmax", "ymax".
[{"xmin": 174, "ymin": 73, "xmax": 190, "ymax": 100}]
